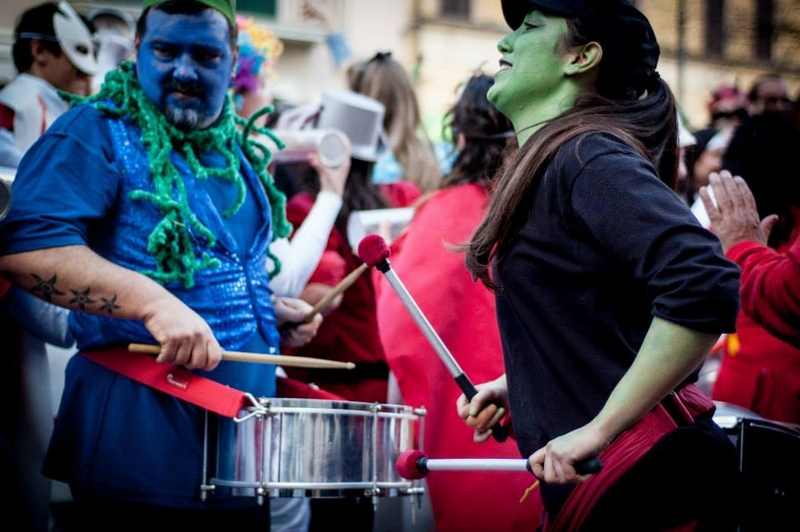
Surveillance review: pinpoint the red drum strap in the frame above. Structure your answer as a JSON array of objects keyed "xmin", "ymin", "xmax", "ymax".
[
  {"xmin": 544, "ymin": 384, "xmax": 713, "ymax": 532},
  {"xmin": 81, "ymin": 347, "xmax": 250, "ymax": 418}
]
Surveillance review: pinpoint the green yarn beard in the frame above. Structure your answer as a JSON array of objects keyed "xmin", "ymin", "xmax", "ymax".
[{"xmin": 62, "ymin": 61, "xmax": 291, "ymax": 288}]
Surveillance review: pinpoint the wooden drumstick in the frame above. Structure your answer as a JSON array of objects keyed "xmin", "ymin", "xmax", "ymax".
[
  {"xmin": 302, "ymin": 262, "xmax": 369, "ymax": 322},
  {"xmin": 279, "ymin": 254, "xmax": 386, "ymax": 333},
  {"xmin": 128, "ymin": 343, "xmax": 355, "ymax": 370}
]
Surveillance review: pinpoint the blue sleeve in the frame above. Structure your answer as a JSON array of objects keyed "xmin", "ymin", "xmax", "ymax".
[
  {"xmin": 0, "ymin": 105, "xmax": 119, "ymax": 255},
  {"xmin": 325, "ymin": 31, "xmax": 352, "ymax": 70}
]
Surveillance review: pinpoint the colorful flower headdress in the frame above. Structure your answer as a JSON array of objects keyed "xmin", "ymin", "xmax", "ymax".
[{"xmin": 233, "ymin": 15, "xmax": 284, "ymax": 95}]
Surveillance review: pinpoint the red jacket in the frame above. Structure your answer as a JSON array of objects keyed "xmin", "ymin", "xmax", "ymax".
[
  {"xmin": 728, "ymin": 238, "xmax": 800, "ymax": 349},
  {"xmin": 712, "ymin": 235, "xmax": 800, "ymax": 424}
]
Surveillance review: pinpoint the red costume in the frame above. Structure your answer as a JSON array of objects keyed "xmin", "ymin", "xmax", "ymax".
[
  {"xmin": 375, "ymin": 184, "xmax": 543, "ymax": 531},
  {"xmin": 283, "ymin": 182, "xmax": 419, "ymax": 403},
  {"xmin": 712, "ymin": 235, "xmax": 800, "ymax": 424},
  {"xmin": 0, "ymin": 277, "xmax": 10, "ymax": 298},
  {"xmin": 728, "ymin": 237, "xmax": 800, "ymax": 349}
]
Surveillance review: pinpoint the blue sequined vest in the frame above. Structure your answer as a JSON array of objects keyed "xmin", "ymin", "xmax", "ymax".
[{"xmin": 69, "ymin": 113, "xmax": 280, "ymax": 353}]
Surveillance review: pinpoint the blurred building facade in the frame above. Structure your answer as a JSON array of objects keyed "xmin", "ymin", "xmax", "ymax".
[
  {"xmin": 0, "ymin": 1, "xmax": 797, "ymax": 528},
  {"xmin": 0, "ymin": 0, "xmax": 798, "ymax": 143}
]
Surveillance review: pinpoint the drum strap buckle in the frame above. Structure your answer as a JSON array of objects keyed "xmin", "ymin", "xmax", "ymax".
[{"xmin": 80, "ymin": 347, "xmax": 257, "ymax": 418}]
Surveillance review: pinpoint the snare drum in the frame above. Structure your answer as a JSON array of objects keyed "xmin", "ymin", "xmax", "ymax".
[{"xmin": 204, "ymin": 397, "xmax": 425, "ymax": 501}]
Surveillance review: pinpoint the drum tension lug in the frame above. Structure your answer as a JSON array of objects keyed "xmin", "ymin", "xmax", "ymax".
[{"xmin": 200, "ymin": 483, "xmax": 216, "ymax": 501}]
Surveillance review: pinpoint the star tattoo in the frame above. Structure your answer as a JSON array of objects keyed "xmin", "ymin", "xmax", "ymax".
[
  {"xmin": 69, "ymin": 288, "xmax": 97, "ymax": 310},
  {"xmin": 30, "ymin": 274, "xmax": 65, "ymax": 302},
  {"xmin": 100, "ymin": 294, "xmax": 121, "ymax": 315}
]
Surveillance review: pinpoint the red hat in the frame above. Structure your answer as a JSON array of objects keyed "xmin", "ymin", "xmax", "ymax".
[{"xmin": 708, "ymin": 85, "xmax": 746, "ymax": 115}]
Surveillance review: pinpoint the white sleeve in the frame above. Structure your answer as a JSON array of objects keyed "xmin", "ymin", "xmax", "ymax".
[
  {"xmin": 268, "ymin": 191, "xmax": 343, "ymax": 297},
  {"xmin": 0, "ymin": 128, "xmax": 23, "ymax": 169},
  {"xmin": 4, "ymin": 287, "xmax": 74, "ymax": 347}
]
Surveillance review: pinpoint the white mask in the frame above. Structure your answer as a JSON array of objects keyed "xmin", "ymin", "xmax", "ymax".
[{"xmin": 53, "ymin": 1, "xmax": 99, "ymax": 76}]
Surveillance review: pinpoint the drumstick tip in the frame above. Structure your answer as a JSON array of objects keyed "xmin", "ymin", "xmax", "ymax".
[
  {"xmin": 396, "ymin": 449, "xmax": 428, "ymax": 480},
  {"xmin": 357, "ymin": 234, "xmax": 390, "ymax": 267}
]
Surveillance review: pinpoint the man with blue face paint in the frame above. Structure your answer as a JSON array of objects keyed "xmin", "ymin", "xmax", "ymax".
[
  {"xmin": 0, "ymin": 1, "xmax": 323, "ymax": 529},
  {"xmin": 137, "ymin": 0, "xmax": 236, "ymax": 131}
]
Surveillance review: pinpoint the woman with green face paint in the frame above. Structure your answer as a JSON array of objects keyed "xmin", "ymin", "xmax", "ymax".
[{"xmin": 456, "ymin": 1, "xmax": 743, "ymax": 530}]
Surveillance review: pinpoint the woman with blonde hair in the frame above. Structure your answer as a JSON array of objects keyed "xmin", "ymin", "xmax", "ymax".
[{"xmin": 347, "ymin": 52, "xmax": 442, "ymax": 193}]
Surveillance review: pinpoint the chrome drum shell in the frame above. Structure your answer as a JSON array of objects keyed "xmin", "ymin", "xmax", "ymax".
[{"xmin": 209, "ymin": 397, "xmax": 423, "ymax": 499}]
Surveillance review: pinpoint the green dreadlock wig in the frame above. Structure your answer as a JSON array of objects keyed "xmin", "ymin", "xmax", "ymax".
[{"xmin": 62, "ymin": 61, "xmax": 291, "ymax": 288}]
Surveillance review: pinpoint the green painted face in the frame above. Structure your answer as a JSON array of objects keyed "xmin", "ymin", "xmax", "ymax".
[{"xmin": 488, "ymin": 10, "xmax": 577, "ymax": 140}]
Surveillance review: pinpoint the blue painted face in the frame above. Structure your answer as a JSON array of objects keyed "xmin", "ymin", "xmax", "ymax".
[{"xmin": 135, "ymin": 8, "xmax": 235, "ymax": 130}]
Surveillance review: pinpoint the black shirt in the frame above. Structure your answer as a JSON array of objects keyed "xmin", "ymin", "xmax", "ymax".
[{"xmin": 494, "ymin": 132, "xmax": 740, "ymax": 458}]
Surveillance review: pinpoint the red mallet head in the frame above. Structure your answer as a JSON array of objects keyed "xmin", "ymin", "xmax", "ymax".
[
  {"xmin": 357, "ymin": 234, "xmax": 391, "ymax": 271},
  {"xmin": 396, "ymin": 449, "xmax": 428, "ymax": 480}
]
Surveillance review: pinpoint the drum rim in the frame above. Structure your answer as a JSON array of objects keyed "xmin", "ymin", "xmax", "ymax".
[
  {"xmin": 713, "ymin": 400, "xmax": 800, "ymax": 434},
  {"xmin": 252, "ymin": 396, "xmax": 416, "ymax": 414}
]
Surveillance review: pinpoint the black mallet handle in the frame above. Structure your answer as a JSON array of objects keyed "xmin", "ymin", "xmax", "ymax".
[{"xmin": 375, "ymin": 258, "xmax": 509, "ymax": 443}]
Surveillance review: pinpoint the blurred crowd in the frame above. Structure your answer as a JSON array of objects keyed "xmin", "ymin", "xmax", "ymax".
[{"xmin": 1, "ymin": 2, "xmax": 800, "ymax": 532}]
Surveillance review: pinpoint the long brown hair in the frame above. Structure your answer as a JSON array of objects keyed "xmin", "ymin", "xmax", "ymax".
[
  {"xmin": 466, "ymin": 21, "xmax": 678, "ymax": 289},
  {"xmin": 348, "ymin": 52, "xmax": 442, "ymax": 193}
]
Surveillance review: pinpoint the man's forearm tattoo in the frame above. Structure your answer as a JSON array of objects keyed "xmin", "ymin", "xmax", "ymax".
[
  {"xmin": 29, "ymin": 272, "xmax": 121, "ymax": 315},
  {"xmin": 99, "ymin": 295, "xmax": 121, "ymax": 314},
  {"xmin": 69, "ymin": 288, "xmax": 96, "ymax": 310},
  {"xmin": 30, "ymin": 273, "xmax": 65, "ymax": 302}
]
